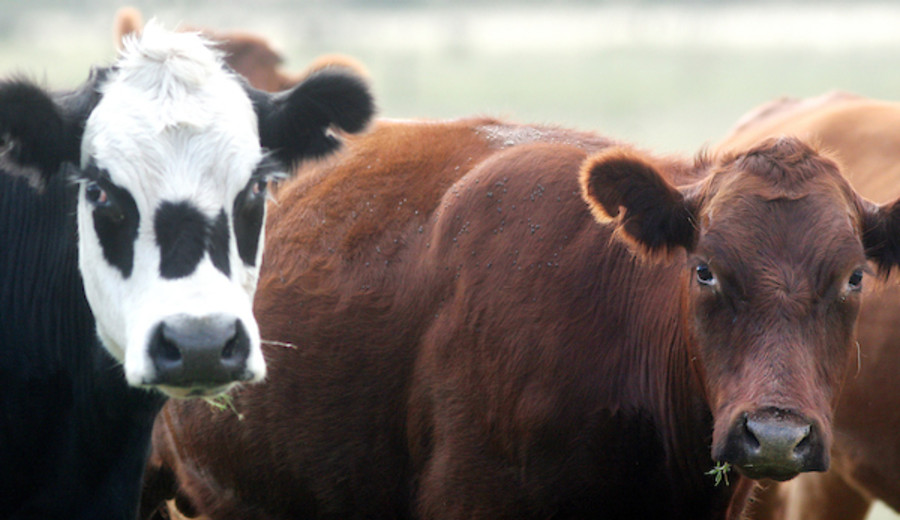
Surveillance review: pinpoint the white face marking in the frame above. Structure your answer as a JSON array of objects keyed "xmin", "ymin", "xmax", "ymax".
[{"xmin": 76, "ymin": 22, "xmax": 269, "ymax": 395}]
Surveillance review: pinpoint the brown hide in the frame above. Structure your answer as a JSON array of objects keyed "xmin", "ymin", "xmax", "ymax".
[
  {"xmin": 718, "ymin": 93, "xmax": 900, "ymax": 520},
  {"xmin": 142, "ymin": 118, "xmax": 896, "ymax": 520}
]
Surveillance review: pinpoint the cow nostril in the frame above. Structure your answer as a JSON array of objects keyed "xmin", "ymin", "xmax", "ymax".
[
  {"xmin": 150, "ymin": 323, "xmax": 183, "ymax": 364},
  {"xmin": 796, "ymin": 432, "xmax": 810, "ymax": 447},
  {"xmin": 158, "ymin": 335, "xmax": 181, "ymax": 362},
  {"xmin": 220, "ymin": 320, "xmax": 250, "ymax": 366},
  {"xmin": 740, "ymin": 416, "xmax": 760, "ymax": 451},
  {"xmin": 222, "ymin": 334, "xmax": 237, "ymax": 360}
]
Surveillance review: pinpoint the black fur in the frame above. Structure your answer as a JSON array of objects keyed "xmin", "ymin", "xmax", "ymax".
[
  {"xmin": 248, "ymin": 68, "xmax": 375, "ymax": 166},
  {"xmin": 0, "ymin": 69, "xmax": 107, "ymax": 188},
  {"xmin": 155, "ymin": 201, "xmax": 222, "ymax": 280},
  {"xmin": 0, "ymin": 171, "xmax": 166, "ymax": 518},
  {"xmin": 89, "ymin": 173, "xmax": 140, "ymax": 278},
  {"xmin": 209, "ymin": 209, "xmax": 232, "ymax": 277},
  {"xmin": 232, "ymin": 177, "xmax": 267, "ymax": 267}
]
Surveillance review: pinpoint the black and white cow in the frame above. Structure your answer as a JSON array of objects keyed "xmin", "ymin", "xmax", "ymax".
[{"xmin": 0, "ymin": 22, "xmax": 373, "ymax": 518}]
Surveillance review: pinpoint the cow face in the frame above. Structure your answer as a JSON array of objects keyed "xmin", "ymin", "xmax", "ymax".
[
  {"xmin": 580, "ymin": 138, "xmax": 900, "ymax": 482},
  {"xmin": 0, "ymin": 23, "xmax": 373, "ymax": 398}
]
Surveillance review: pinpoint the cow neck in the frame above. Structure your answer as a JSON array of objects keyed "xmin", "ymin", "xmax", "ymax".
[
  {"xmin": 579, "ymin": 235, "xmax": 733, "ymax": 517},
  {"xmin": 613, "ymin": 245, "xmax": 735, "ymax": 517}
]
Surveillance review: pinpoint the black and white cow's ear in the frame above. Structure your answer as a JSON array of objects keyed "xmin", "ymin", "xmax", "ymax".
[
  {"xmin": 0, "ymin": 67, "xmax": 107, "ymax": 190},
  {"xmin": 247, "ymin": 67, "xmax": 374, "ymax": 168},
  {"xmin": 860, "ymin": 197, "xmax": 900, "ymax": 276},
  {"xmin": 579, "ymin": 147, "xmax": 697, "ymax": 260}
]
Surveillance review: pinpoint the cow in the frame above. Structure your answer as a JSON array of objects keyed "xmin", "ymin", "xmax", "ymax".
[
  {"xmin": 0, "ymin": 21, "xmax": 373, "ymax": 519},
  {"xmin": 138, "ymin": 115, "xmax": 900, "ymax": 520},
  {"xmin": 716, "ymin": 92, "xmax": 900, "ymax": 520},
  {"xmin": 112, "ymin": 7, "xmax": 368, "ymax": 93}
]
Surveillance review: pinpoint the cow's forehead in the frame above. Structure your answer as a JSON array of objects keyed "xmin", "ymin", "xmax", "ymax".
[
  {"xmin": 700, "ymin": 141, "xmax": 858, "ymax": 231},
  {"xmin": 694, "ymin": 142, "xmax": 868, "ymax": 276},
  {"xmin": 80, "ymin": 21, "xmax": 262, "ymax": 193}
]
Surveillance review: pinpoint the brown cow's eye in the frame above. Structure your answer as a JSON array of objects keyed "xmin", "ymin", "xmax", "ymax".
[
  {"xmin": 848, "ymin": 269, "xmax": 863, "ymax": 291},
  {"xmin": 696, "ymin": 264, "xmax": 716, "ymax": 286}
]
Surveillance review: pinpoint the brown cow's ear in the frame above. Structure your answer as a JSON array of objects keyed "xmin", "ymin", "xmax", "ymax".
[
  {"xmin": 861, "ymin": 197, "xmax": 900, "ymax": 276},
  {"xmin": 579, "ymin": 147, "xmax": 696, "ymax": 259}
]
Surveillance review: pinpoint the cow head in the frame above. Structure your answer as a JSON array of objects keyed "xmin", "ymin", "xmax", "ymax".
[
  {"xmin": 0, "ymin": 23, "xmax": 373, "ymax": 398},
  {"xmin": 579, "ymin": 138, "xmax": 900, "ymax": 481}
]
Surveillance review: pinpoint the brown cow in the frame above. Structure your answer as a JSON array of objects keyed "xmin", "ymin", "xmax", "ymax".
[
  {"xmin": 718, "ymin": 93, "xmax": 900, "ymax": 520},
  {"xmin": 141, "ymin": 117, "xmax": 900, "ymax": 520},
  {"xmin": 113, "ymin": 7, "xmax": 368, "ymax": 92}
]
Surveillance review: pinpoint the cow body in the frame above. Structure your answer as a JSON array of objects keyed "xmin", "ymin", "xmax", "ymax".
[
  {"xmin": 0, "ymin": 22, "xmax": 372, "ymax": 519},
  {"xmin": 718, "ymin": 93, "xmax": 900, "ymax": 520},
  {"xmin": 144, "ymin": 117, "xmax": 900, "ymax": 520}
]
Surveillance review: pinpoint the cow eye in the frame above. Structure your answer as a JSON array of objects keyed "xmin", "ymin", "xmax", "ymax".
[
  {"xmin": 847, "ymin": 269, "xmax": 863, "ymax": 291},
  {"xmin": 696, "ymin": 263, "xmax": 716, "ymax": 286},
  {"xmin": 251, "ymin": 178, "xmax": 268, "ymax": 197},
  {"xmin": 85, "ymin": 182, "xmax": 109, "ymax": 207}
]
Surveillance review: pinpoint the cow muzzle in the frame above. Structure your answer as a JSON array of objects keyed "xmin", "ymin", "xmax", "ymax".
[
  {"xmin": 146, "ymin": 313, "xmax": 255, "ymax": 395},
  {"xmin": 715, "ymin": 407, "xmax": 829, "ymax": 481}
]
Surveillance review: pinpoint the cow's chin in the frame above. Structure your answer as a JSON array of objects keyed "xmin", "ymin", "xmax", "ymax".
[
  {"xmin": 154, "ymin": 383, "xmax": 236, "ymax": 400},
  {"xmin": 736, "ymin": 464, "xmax": 802, "ymax": 482}
]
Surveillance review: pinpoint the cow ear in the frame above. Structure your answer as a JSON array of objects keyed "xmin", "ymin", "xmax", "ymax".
[
  {"xmin": 0, "ymin": 68, "xmax": 106, "ymax": 190},
  {"xmin": 861, "ymin": 197, "xmax": 900, "ymax": 276},
  {"xmin": 579, "ymin": 147, "xmax": 696, "ymax": 259},
  {"xmin": 249, "ymin": 67, "xmax": 374, "ymax": 168}
]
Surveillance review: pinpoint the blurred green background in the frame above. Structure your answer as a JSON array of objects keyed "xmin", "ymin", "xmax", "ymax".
[
  {"xmin": 2, "ymin": 1, "xmax": 899, "ymax": 518},
  {"xmin": 5, "ymin": 0, "xmax": 900, "ymax": 155}
]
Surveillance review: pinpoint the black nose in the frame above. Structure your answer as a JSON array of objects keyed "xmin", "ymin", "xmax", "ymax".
[
  {"xmin": 147, "ymin": 314, "xmax": 253, "ymax": 389},
  {"xmin": 720, "ymin": 408, "xmax": 828, "ymax": 481}
]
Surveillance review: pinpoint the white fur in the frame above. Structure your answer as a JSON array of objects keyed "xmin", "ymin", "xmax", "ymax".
[{"xmin": 77, "ymin": 22, "xmax": 270, "ymax": 394}]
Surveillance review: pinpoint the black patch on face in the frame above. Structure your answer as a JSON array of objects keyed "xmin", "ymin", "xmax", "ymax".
[
  {"xmin": 209, "ymin": 210, "xmax": 231, "ymax": 277},
  {"xmin": 155, "ymin": 201, "xmax": 231, "ymax": 279},
  {"xmin": 232, "ymin": 175, "xmax": 268, "ymax": 267},
  {"xmin": 80, "ymin": 166, "xmax": 139, "ymax": 278}
]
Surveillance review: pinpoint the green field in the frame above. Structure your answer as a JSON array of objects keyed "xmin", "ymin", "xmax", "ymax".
[{"xmin": 1, "ymin": 2, "xmax": 898, "ymax": 518}]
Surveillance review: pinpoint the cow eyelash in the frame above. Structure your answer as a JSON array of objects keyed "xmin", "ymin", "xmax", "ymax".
[
  {"xmin": 66, "ymin": 163, "xmax": 116, "ymax": 207},
  {"xmin": 252, "ymin": 155, "xmax": 288, "ymax": 182},
  {"xmin": 247, "ymin": 173, "xmax": 282, "ymax": 202},
  {"xmin": 66, "ymin": 162, "xmax": 110, "ymax": 184},
  {"xmin": 248, "ymin": 159, "xmax": 288, "ymax": 202}
]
